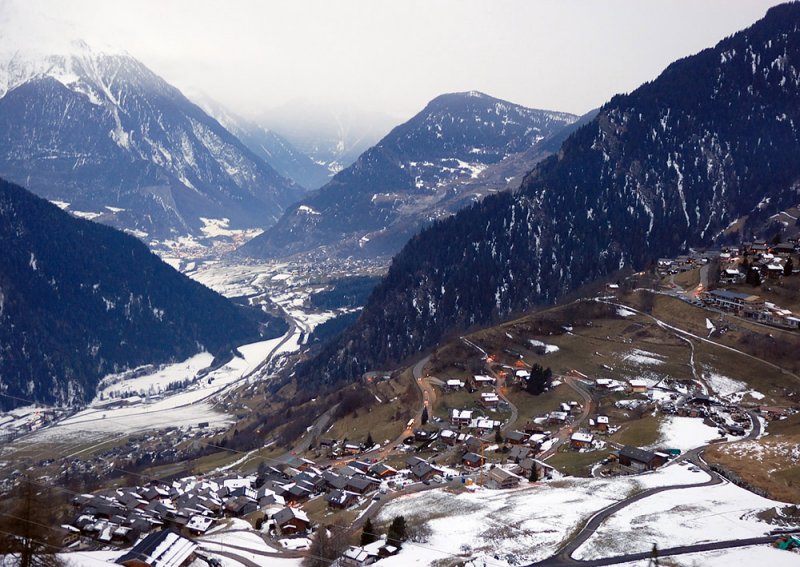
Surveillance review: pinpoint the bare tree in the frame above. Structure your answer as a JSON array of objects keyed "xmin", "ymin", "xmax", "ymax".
[{"xmin": 0, "ymin": 477, "xmax": 67, "ymax": 567}]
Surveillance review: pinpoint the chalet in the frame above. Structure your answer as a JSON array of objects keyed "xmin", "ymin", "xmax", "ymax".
[
  {"xmin": 474, "ymin": 419, "xmax": 501, "ymax": 432},
  {"xmin": 618, "ymin": 446, "xmax": 668, "ymax": 471},
  {"xmin": 341, "ymin": 541, "xmax": 399, "ymax": 567},
  {"xmin": 368, "ymin": 462, "xmax": 397, "ymax": 479},
  {"xmin": 343, "ymin": 443, "xmax": 362, "ymax": 455},
  {"xmin": 465, "ymin": 436, "xmax": 482, "ymax": 454},
  {"xmin": 116, "ymin": 530, "xmax": 197, "ymax": 567},
  {"xmin": 284, "ymin": 484, "xmax": 312, "ymax": 504},
  {"xmin": 481, "ymin": 392, "xmax": 500, "ymax": 408},
  {"xmin": 462, "ymin": 452, "xmax": 485, "ymax": 468},
  {"xmin": 547, "ymin": 411, "xmax": 569, "ymax": 424},
  {"xmin": 439, "ymin": 429, "xmax": 458, "ymax": 446},
  {"xmin": 589, "ymin": 415, "xmax": 610, "ymax": 433},
  {"xmin": 474, "ymin": 375, "xmax": 496, "ymax": 387},
  {"xmin": 721, "ymin": 268, "xmax": 742, "ymax": 283},
  {"xmin": 570, "ymin": 432, "xmax": 594, "ymax": 449},
  {"xmin": 185, "ymin": 515, "xmax": 214, "ymax": 536},
  {"xmin": 523, "ymin": 420, "xmax": 545, "ymax": 434},
  {"xmin": 325, "ymin": 489, "xmax": 359, "ymax": 510},
  {"xmin": 341, "ymin": 545, "xmax": 378, "ymax": 567},
  {"xmin": 504, "ymin": 431, "xmax": 526, "ymax": 445},
  {"xmin": 224, "ymin": 496, "xmax": 258, "ymax": 517},
  {"xmin": 406, "ymin": 455, "xmax": 427, "ymax": 468},
  {"xmin": 774, "ymin": 243, "xmax": 796, "ymax": 256},
  {"xmin": 349, "ymin": 461, "xmax": 371, "ymax": 473},
  {"xmin": 766, "ymin": 263, "xmax": 785, "ymax": 278},
  {"xmin": 451, "ymin": 409, "xmax": 474, "ymax": 427},
  {"xmin": 507, "ymin": 446, "xmax": 531, "ymax": 463},
  {"xmin": 628, "ymin": 379, "xmax": 648, "ymax": 393},
  {"xmin": 445, "ymin": 379, "xmax": 465, "ymax": 391},
  {"xmin": 272, "ymin": 507, "xmax": 310, "ymax": 535},
  {"xmin": 345, "ymin": 476, "xmax": 375, "ymax": 495},
  {"xmin": 410, "ymin": 461, "xmax": 441, "ymax": 482},
  {"xmin": 516, "ymin": 458, "xmax": 555, "ymax": 480},
  {"xmin": 487, "ymin": 467, "xmax": 522, "ymax": 489}
]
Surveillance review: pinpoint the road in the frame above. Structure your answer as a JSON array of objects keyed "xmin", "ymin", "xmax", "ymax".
[
  {"xmin": 538, "ymin": 375, "xmax": 594, "ymax": 460},
  {"xmin": 528, "ymin": 409, "xmax": 765, "ymax": 566}
]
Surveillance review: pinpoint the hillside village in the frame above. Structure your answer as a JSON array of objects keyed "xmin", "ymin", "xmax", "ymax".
[{"xmin": 3, "ymin": 239, "xmax": 800, "ymax": 567}]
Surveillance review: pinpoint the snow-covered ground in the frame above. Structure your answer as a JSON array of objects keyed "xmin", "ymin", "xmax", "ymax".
[
  {"xmin": 23, "ymin": 335, "xmax": 288, "ymax": 442},
  {"xmin": 622, "ymin": 348, "xmax": 666, "ymax": 366},
  {"xmin": 573, "ymin": 480, "xmax": 789, "ymax": 560},
  {"xmin": 529, "ymin": 339, "xmax": 559, "ymax": 353},
  {"xmin": 624, "ymin": 545, "xmax": 800, "ymax": 566},
  {"xmin": 704, "ymin": 371, "xmax": 748, "ymax": 398},
  {"xmin": 373, "ymin": 465, "xmax": 711, "ymax": 566},
  {"xmin": 652, "ymin": 415, "xmax": 727, "ymax": 451}
]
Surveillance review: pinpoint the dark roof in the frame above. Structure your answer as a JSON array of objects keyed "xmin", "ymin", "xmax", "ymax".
[
  {"xmin": 619, "ymin": 446, "xmax": 657, "ymax": 464},
  {"xmin": 505, "ymin": 431, "xmax": 526, "ymax": 442},
  {"xmin": 116, "ymin": 529, "xmax": 196, "ymax": 567},
  {"xmin": 462, "ymin": 452, "xmax": 483, "ymax": 464},
  {"xmin": 272, "ymin": 507, "xmax": 308, "ymax": 526}
]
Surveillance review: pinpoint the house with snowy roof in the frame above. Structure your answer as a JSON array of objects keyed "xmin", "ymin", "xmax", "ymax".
[{"xmin": 116, "ymin": 529, "xmax": 197, "ymax": 567}]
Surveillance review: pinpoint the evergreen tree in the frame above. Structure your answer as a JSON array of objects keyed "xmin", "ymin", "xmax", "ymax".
[
  {"xmin": 360, "ymin": 519, "xmax": 377, "ymax": 546},
  {"xmin": 784, "ymin": 258, "xmax": 794, "ymax": 277},
  {"xmin": 386, "ymin": 516, "xmax": 407, "ymax": 548},
  {"xmin": 529, "ymin": 465, "xmax": 539, "ymax": 483},
  {"xmin": 421, "ymin": 406, "xmax": 429, "ymax": 425},
  {"xmin": 494, "ymin": 429, "xmax": 503, "ymax": 444},
  {"xmin": 746, "ymin": 267, "xmax": 762, "ymax": 287},
  {"xmin": 526, "ymin": 364, "xmax": 553, "ymax": 395},
  {"xmin": 365, "ymin": 432, "xmax": 374, "ymax": 448}
]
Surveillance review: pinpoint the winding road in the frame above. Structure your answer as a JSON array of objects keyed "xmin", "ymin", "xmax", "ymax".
[{"xmin": 528, "ymin": 405, "xmax": 766, "ymax": 566}]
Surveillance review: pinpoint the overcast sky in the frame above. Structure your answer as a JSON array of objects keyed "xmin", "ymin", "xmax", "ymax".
[{"xmin": 0, "ymin": 0, "xmax": 788, "ymax": 123}]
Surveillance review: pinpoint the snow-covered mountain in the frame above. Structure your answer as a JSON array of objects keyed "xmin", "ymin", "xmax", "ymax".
[
  {"xmin": 194, "ymin": 94, "xmax": 331, "ymax": 190},
  {"xmin": 240, "ymin": 91, "xmax": 578, "ymax": 260},
  {"xmin": 0, "ymin": 41, "xmax": 303, "ymax": 239}
]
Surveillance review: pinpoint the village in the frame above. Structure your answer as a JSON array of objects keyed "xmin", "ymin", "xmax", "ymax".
[{"xmin": 3, "ymin": 237, "xmax": 800, "ymax": 567}]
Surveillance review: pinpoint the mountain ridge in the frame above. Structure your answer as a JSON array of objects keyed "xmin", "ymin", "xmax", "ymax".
[
  {"xmin": 239, "ymin": 91, "xmax": 578, "ymax": 260},
  {"xmin": 0, "ymin": 42, "xmax": 303, "ymax": 239},
  {"xmin": 0, "ymin": 178, "xmax": 284, "ymax": 411},
  {"xmin": 297, "ymin": 2, "xmax": 800, "ymax": 387}
]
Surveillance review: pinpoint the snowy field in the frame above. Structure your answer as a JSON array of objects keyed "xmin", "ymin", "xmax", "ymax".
[
  {"xmin": 652, "ymin": 415, "xmax": 729, "ymax": 451},
  {"xmin": 373, "ymin": 465, "xmax": 710, "ymax": 566},
  {"xmin": 622, "ymin": 348, "xmax": 666, "ymax": 366},
  {"xmin": 573, "ymin": 480, "xmax": 789, "ymax": 560},
  {"xmin": 22, "ymin": 335, "xmax": 288, "ymax": 443},
  {"xmin": 622, "ymin": 545, "xmax": 800, "ymax": 566}
]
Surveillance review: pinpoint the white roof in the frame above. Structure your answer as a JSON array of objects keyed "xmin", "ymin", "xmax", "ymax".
[
  {"xmin": 474, "ymin": 374, "xmax": 495, "ymax": 381},
  {"xmin": 549, "ymin": 411, "xmax": 568, "ymax": 420},
  {"xmin": 186, "ymin": 515, "xmax": 214, "ymax": 533},
  {"xmin": 597, "ymin": 416, "xmax": 609, "ymax": 424},
  {"xmin": 571, "ymin": 432, "xmax": 594, "ymax": 443},
  {"xmin": 629, "ymin": 379, "xmax": 648, "ymax": 387},
  {"xmin": 452, "ymin": 409, "xmax": 473, "ymax": 419},
  {"xmin": 446, "ymin": 379, "xmax": 464, "ymax": 386},
  {"xmin": 515, "ymin": 370, "xmax": 530, "ymax": 377}
]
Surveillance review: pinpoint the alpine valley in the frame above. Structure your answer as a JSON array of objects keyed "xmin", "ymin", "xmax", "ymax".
[{"xmin": 2, "ymin": 4, "xmax": 800, "ymax": 567}]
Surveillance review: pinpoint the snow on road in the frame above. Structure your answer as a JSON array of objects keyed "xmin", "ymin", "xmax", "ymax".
[{"xmin": 573, "ymin": 481, "xmax": 789, "ymax": 560}]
